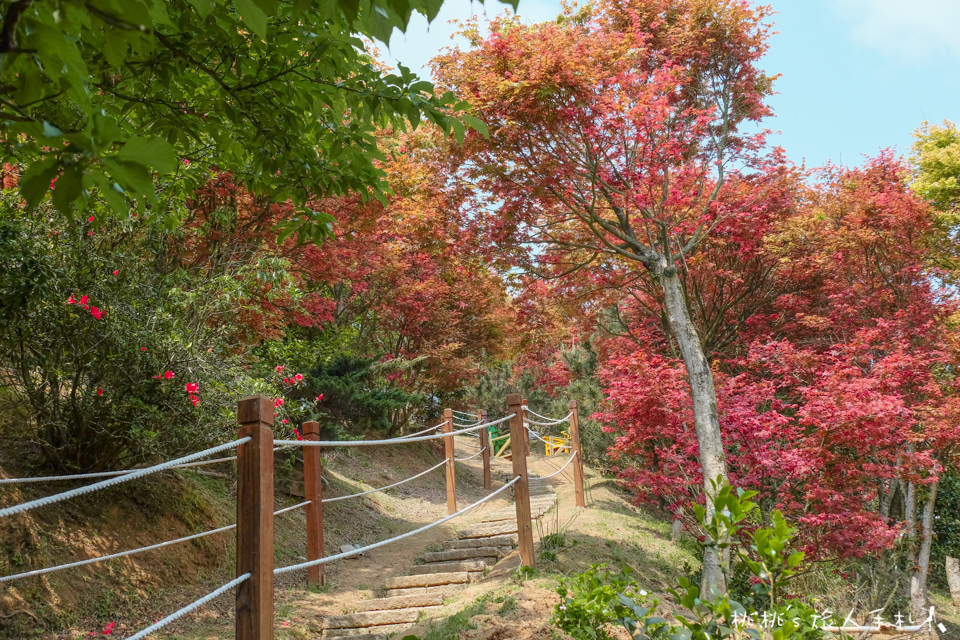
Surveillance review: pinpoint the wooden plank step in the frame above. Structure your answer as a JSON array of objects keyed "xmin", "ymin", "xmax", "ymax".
[
  {"xmin": 353, "ymin": 593, "xmax": 444, "ymax": 613},
  {"xmin": 384, "ymin": 572, "xmax": 469, "ymax": 590},
  {"xmin": 458, "ymin": 522, "xmax": 517, "ymax": 539},
  {"xmin": 420, "ymin": 547, "xmax": 500, "ymax": 563},
  {"xmin": 323, "ymin": 622, "xmax": 412, "ymax": 638},
  {"xmin": 325, "ymin": 609, "xmax": 419, "ymax": 630},
  {"xmin": 409, "ymin": 560, "xmax": 487, "ymax": 575},
  {"xmin": 444, "ymin": 534, "xmax": 517, "ymax": 550},
  {"xmin": 385, "ymin": 585, "xmax": 457, "ymax": 597}
]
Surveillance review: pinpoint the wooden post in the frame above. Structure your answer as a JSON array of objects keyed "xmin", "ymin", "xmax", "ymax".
[
  {"xmin": 507, "ymin": 394, "xmax": 535, "ymax": 568},
  {"xmin": 443, "ymin": 408, "xmax": 457, "ymax": 515},
  {"xmin": 302, "ymin": 421, "xmax": 325, "ymax": 587},
  {"xmin": 236, "ymin": 395, "xmax": 274, "ymax": 640},
  {"xmin": 479, "ymin": 410, "xmax": 491, "ymax": 490},
  {"xmin": 569, "ymin": 400, "xmax": 586, "ymax": 508},
  {"xmin": 521, "ymin": 397, "xmax": 531, "ymax": 457}
]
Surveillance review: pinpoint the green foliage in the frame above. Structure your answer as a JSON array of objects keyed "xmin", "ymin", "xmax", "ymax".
[
  {"xmin": 553, "ymin": 564, "xmax": 649, "ymax": 640},
  {"xmin": 912, "ymin": 120, "xmax": 960, "ymax": 212},
  {"xmin": 1, "ymin": 0, "xmax": 512, "ymax": 238},
  {"xmin": 0, "ymin": 198, "xmax": 276, "ymax": 470},
  {"xmin": 931, "ymin": 468, "xmax": 960, "ymax": 588}
]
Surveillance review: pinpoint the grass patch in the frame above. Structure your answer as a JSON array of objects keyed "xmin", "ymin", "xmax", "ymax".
[{"xmin": 411, "ymin": 595, "xmax": 493, "ymax": 640}]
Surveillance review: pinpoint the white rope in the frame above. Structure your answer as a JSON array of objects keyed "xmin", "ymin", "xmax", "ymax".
[
  {"xmin": 124, "ymin": 573, "xmax": 250, "ymax": 640},
  {"xmin": 451, "ymin": 409, "xmax": 478, "ymax": 417},
  {"xmin": 323, "ymin": 460, "xmax": 447, "ymax": 503},
  {"xmin": 399, "ymin": 423, "xmax": 444, "ymax": 439},
  {"xmin": 455, "ymin": 447, "xmax": 487, "ymax": 462},
  {"xmin": 0, "ymin": 498, "xmax": 312, "ymax": 583},
  {"xmin": 0, "ymin": 524, "xmax": 237, "ymax": 583},
  {"xmin": 275, "ymin": 476, "xmax": 521, "ymax": 576},
  {"xmin": 529, "ymin": 450, "xmax": 579, "ymax": 481},
  {"xmin": 453, "ymin": 421, "xmax": 481, "ymax": 427},
  {"xmin": 0, "ymin": 455, "xmax": 242, "ymax": 485},
  {"xmin": 275, "ymin": 414, "xmax": 515, "ymax": 448},
  {"xmin": 524, "ymin": 413, "xmax": 573, "ymax": 427},
  {"xmin": 0, "ymin": 439, "xmax": 251, "ymax": 519},
  {"xmin": 526, "ymin": 427, "xmax": 551, "ymax": 446}
]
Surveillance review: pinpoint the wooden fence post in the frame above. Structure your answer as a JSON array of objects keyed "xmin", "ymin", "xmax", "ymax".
[
  {"xmin": 521, "ymin": 397, "xmax": 531, "ymax": 457},
  {"xmin": 479, "ymin": 409, "xmax": 491, "ymax": 490},
  {"xmin": 507, "ymin": 394, "xmax": 535, "ymax": 568},
  {"xmin": 443, "ymin": 408, "xmax": 457, "ymax": 515},
  {"xmin": 236, "ymin": 395, "xmax": 274, "ymax": 640},
  {"xmin": 302, "ymin": 421, "xmax": 325, "ymax": 587},
  {"xmin": 569, "ymin": 400, "xmax": 586, "ymax": 508}
]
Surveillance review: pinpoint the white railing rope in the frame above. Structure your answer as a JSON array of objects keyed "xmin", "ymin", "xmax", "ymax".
[
  {"xmin": 0, "ymin": 439, "xmax": 251, "ymax": 519},
  {"xmin": 0, "ymin": 456, "xmax": 241, "ymax": 485},
  {"xmin": 399, "ymin": 423, "xmax": 444, "ymax": 439},
  {"xmin": 274, "ymin": 414, "xmax": 515, "ymax": 448},
  {"xmin": 323, "ymin": 460, "xmax": 447, "ymax": 503},
  {"xmin": 274, "ymin": 476, "xmax": 521, "ymax": 576},
  {"xmin": 455, "ymin": 447, "xmax": 487, "ymax": 462},
  {"xmin": 451, "ymin": 409, "xmax": 478, "ymax": 417},
  {"xmin": 523, "ymin": 413, "xmax": 573, "ymax": 427},
  {"xmin": 124, "ymin": 573, "xmax": 250, "ymax": 640},
  {"xmin": 530, "ymin": 450, "xmax": 579, "ymax": 481}
]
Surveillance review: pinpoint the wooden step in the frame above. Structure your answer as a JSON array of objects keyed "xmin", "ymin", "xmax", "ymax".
[
  {"xmin": 384, "ymin": 572, "xmax": 469, "ymax": 590},
  {"xmin": 444, "ymin": 534, "xmax": 517, "ymax": 550},
  {"xmin": 323, "ymin": 622, "xmax": 411, "ymax": 638},
  {"xmin": 458, "ymin": 522, "xmax": 518, "ymax": 539},
  {"xmin": 409, "ymin": 560, "xmax": 487, "ymax": 576},
  {"xmin": 385, "ymin": 585, "xmax": 458, "ymax": 597},
  {"xmin": 420, "ymin": 547, "xmax": 500, "ymax": 563},
  {"xmin": 325, "ymin": 609, "xmax": 419, "ymax": 630},
  {"xmin": 353, "ymin": 593, "xmax": 444, "ymax": 613}
]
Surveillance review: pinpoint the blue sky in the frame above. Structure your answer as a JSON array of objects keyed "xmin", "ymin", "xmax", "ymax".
[{"xmin": 383, "ymin": 0, "xmax": 959, "ymax": 169}]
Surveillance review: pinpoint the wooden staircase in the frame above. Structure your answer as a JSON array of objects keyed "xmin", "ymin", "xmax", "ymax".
[{"xmin": 319, "ymin": 485, "xmax": 557, "ymax": 639}]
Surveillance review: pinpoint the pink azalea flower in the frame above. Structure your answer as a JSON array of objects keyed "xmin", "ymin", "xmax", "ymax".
[
  {"xmin": 293, "ymin": 428, "xmax": 301, "ymax": 441},
  {"xmin": 282, "ymin": 419, "xmax": 288, "ymax": 424},
  {"xmin": 78, "ymin": 295, "xmax": 89, "ymax": 307},
  {"xmin": 67, "ymin": 294, "xmax": 76, "ymax": 305},
  {"xmin": 102, "ymin": 621, "xmax": 114, "ymax": 635},
  {"xmin": 141, "ymin": 347, "xmax": 146, "ymax": 351},
  {"xmin": 294, "ymin": 373, "xmax": 303, "ymax": 382},
  {"xmin": 275, "ymin": 365, "xmax": 285, "ymax": 372},
  {"xmin": 316, "ymin": 394, "xmax": 324, "ymax": 402},
  {"xmin": 164, "ymin": 371, "xmax": 175, "ymax": 379},
  {"xmin": 88, "ymin": 216, "xmax": 94, "ymax": 223},
  {"xmin": 89, "ymin": 306, "xmax": 103, "ymax": 320},
  {"xmin": 283, "ymin": 377, "xmax": 290, "ymax": 384},
  {"xmin": 190, "ymin": 395, "xmax": 199, "ymax": 407},
  {"xmin": 185, "ymin": 382, "xmax": 199, "ymax": 394},
  {"xmin": 273, "ymin": 398, "xmax": 284, "ymax": 408},
  {"xmin": 97, "ymin": 387, "xmax": 103, "ymax": 396},
  {"xmin": 112, "ymin": 270, "xmax": 119, "ymax": 276}
]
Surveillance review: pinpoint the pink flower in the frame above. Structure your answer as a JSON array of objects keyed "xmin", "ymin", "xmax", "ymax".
[
  {"xmin": 50, "ymin": 177, "xmax": 58, "ymax": 190},
  {"xmin": 183, "ymin": 159, "xmax": 190, "ymax": 165},
  {"xmin": 294, "ymin": 373, "xmax": 303, "ymax": 382},
  {"xmin": 189, "ymin": 395, "xmax": 199, "ymax": 407},
  {"xmin": 275, "ymin": 365, "xmax": 285, "ymax": 372},
  {"xmin": 97, "ymin": 387, "xmax": 103, "ymax": 396},
  {"xmin": 163, "ymin": 371, "xmax": 175, "ymax": 380},
  {"xmin": 208, "ymin": 348, "xmax": 213, "ymax": 352},
  {"xmin": 78, "ymin": 295, "xmax": 89, "ymax": 307},
  {"xmin": 89, "ymin": 306, "xmax": 103, "ymax": 320},
  {"xmin": 112, "ymin": 270, "xmax": 119, "ymax": 276},
  {"xmin": 283, "ymin": 378, "xmax": 290, "ymax": 384},
  {"xmin": 185, "ymin": 382, "xmax": 199, "ymax": 394},
  {"xmin": 316, "ymin": 394, "xmax": 324, "ymax": 402},
  {"xmin": 102, "ymin": 621, "xmax": 114, "ymax": 635},
  {"xmin": 282, "ymin": 419, "xmax": 288, "ymax": 424},
  {"xmin": 141, "ymin": 347, "xmax": 146, "ymax": 351},
  {"xmin": 293, "ymin": 428, "xmax": 301, "ymax": 441},
  {"xmin": 88, "ymin": 216, "xmax": 94, "ymax": 223},
  {"xmin": 67, "ymin": 294, "xmax": 76, "ymax": 305},
  {"xmin": 273, "ymin": 398, "xmax": 284, "ymax": 408}
]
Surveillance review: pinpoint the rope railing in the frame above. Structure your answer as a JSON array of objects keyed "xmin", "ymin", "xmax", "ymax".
[
  {"xmin": 0, "ymin": 455, "xmax": 241, "ymax": 485},
  {"xmin": 455, "ymin": 447, "xmax": 487, "ymax": 462},
  {"xmin": 399, "ymin": 423, "xmax": 444, "ymax": 439},
  {"xmin": 0, "ymin": 439, "xmax": 251, "ymax": 519},
  {"xmin": 0, "ymin": 499, "xmax": 313, "ymax": 584},
  {"xmin": 530, "ymin": 450, "xmax": 580, "ymax": 481},
  {"xmin": 451, "ymin": 409, "xmax": 478, "ymax": 417},
  {"xmin": 124, "ymin": 573, "xmax": 251, "ymax": 640},
  {"xmin": 524, "ymin": 413, "xmax": 573, "ymax": 427},
  {"xmin": 274, "ymin": 475, "xmax": 521, "ymax": 576},
  {"xmin": 323, "ymin": 460, "xmax": 447, "ymax": 503},
  {"xmin": 522, "ymin": 406, "xmax": 570, "ymax": 422},
  {"xmin": 274, "ymin": 414, "xmax": 515, "ymax": 448}
]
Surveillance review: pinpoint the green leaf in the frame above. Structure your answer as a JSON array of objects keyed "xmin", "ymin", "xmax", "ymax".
[
  {"xmin": 20, "ymin": 157, "xmax": 60, "ymax": 210},
  {"xmin": 116, "ymin": 137, "xmax": 177, "ymax": 174},
  {"xmin": 105, "ymin": 159, "xmax": 156, "ymax": 199},
  {"xmin": 188, "ymin": 0, "xmax": 217, "ymax": 18},
  {"xmin": 51, "ymin": 166, "xmax": 84, "ymax": 216},
  {"xmin": 235, "ymin": 0, "xmax": 269, "ymax": 39},
  {"xmin": 461, "ymin": 113, "xmax": 490, "ymax": 139}
]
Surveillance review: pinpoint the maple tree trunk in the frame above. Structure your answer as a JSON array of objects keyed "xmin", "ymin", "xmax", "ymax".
[
  {"xmin": 910, "ymin": 480, "xmax": 938, "ymax": 618},
  {"xmin": 660, "ymin": 266, "xmax": 729, "ymax": 599},
  {"xmin": 946, "ymin": 557, "xmax": 960, "ymax": 607}
]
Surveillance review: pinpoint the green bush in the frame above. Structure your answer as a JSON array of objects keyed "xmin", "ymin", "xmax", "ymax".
[{"xmin": 553, "ymin": 564, "xmax": 652, "ymax": 640}]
